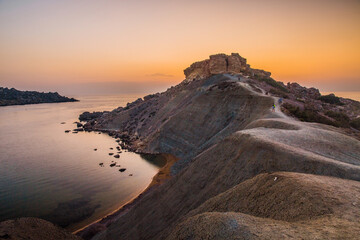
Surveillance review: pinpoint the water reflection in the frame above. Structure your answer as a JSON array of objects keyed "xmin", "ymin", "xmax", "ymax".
[{"xmin": 0, "ymin": 95, "xmax": 163, "ymax": 231}]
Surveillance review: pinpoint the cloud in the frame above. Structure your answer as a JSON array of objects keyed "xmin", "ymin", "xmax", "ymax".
[{"xmin": 147, "ymin": 73, "xmax": 175, "ymax": 78}]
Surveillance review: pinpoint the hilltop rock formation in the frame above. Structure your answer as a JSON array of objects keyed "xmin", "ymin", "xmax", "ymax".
[
  {"xmin": 0, "ymin": 87, "xmax": 78, "ymax": 106},
  {"xmin": 75, "ymin": 53, "xmax": 360, "ymax": 240},
  {"xmin": 183, "ymin": 53, "xmax": 270, "ymax": 81}
]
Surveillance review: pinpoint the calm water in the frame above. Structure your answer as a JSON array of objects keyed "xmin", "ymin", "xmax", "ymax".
[{"xmin": 0, "ymin": 95, "xmax": 165, "ymax": 231}]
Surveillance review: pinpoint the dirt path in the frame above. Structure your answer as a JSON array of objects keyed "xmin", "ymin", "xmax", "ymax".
[{"xmin": 225, "ymin": 74, "xmax": 289, "ymax": 119}]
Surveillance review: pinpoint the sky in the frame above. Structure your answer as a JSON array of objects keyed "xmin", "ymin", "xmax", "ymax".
[{"xmin": 0, "ymin": 0, "xmax": 359, "ymax": 95}]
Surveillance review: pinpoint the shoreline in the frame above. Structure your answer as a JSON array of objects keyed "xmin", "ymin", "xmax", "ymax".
[
  {"xmin": 71, "ymin": 186, "xmax": 148, "ymax": 234},
  {"xmin": 74, "ymin": 153, "xmax": 178, "ymax": 239}
]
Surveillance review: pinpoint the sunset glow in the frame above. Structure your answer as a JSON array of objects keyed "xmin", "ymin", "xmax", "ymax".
[{"xmin": 1, "ymin": 0, "xmax": 359, "ymax": 94}]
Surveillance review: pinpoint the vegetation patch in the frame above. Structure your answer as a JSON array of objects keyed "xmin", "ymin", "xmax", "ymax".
[
  {"xmin": 350, "ymin": 117, "xmax": 360, "ymax": 130},
  {"xmin": 255, "ymin": 76, "xmax": 289, "ymax": 93},
  {"xmin": 318, "ymin": 94, "xmax": 343, "ymax": 105},
  {"xmin": 269, "ymin": 88, "xmax": 289, "ymax": 98},
  {"xmin": 325, "ymin": 111, "xmax": 350, "ymax": 128},
  {"xmin": 282, "ymin": 103, "xmax": 338, "ymax": 127}
]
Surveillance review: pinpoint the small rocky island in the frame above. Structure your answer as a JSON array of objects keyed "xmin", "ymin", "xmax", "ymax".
[{"xmin": 0, "ymin": 87, "xmax": 78, "ymax": 106}]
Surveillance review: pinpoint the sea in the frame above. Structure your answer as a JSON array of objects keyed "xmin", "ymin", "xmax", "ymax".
[{"xmin": 0, "ymin": 94, "xmax": 165, "ymax": 232}]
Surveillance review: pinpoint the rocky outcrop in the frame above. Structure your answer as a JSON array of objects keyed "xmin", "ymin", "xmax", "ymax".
[
  {"xmin": 286, "ymin": 82, "xmax": 321, "ymax": 99},
  {"xmin": 183, "ymin": 53, "xmax": 270, "ymax": 81},
  {"xmin": 0, "ymin": 87, "xmax": 78, "ymax": 106},
  {"xmin": 79, "ymin": 111, "xmax": 107, "ymax": 121}
]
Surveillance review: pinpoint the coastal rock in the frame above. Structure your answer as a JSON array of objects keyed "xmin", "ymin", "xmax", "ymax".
[
  {"xmin": 73, "ymin": 128, "xmax": 84, "ymax": 132},
  {"xmin": 79, "ymin": 111, "xmax": 105, "ymax": 121},
  {"xmin": 75, "ymin": 122, "xmax": 83, "ymax": 128},
  {"xmin": 114, "ymin": 154, "xmax": 120, "ymax": 158},
  {"xmin": 119, "ymin": 168, "xmax": 126, "ymax": 172}
]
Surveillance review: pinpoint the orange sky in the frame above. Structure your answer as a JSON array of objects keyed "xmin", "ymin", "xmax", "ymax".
[{"xmin": 0, "ymin": 0, "xmax": 359, "ymax": 94}]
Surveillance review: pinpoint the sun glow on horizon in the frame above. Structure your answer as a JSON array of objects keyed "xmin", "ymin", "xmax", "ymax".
[{"xmin": 1, "ymin": 0, "xmax": 359, "ymax": 94}]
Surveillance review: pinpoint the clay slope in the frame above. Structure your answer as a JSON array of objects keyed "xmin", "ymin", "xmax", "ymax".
[
  {"xmin": 167, "ymin": 172, "xmax": 360, "ymax": 239},
  {"xmin": 87, "ymin": 74, "xmax": 273, "ymax": 174},
  {"xmin": 94, "ymin": 111, "xmax": 360, "ymax": 239}
]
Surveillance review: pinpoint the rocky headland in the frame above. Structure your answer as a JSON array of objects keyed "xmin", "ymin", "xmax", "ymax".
[
  {"xmin": 2, "ymin": 53, "xmax": 359, "ymax": 239},
  {"xmin": 0, "ymin": 87, "xmax": 78, "ymax": 106},
  {"xmin": 79, "ymin": 53, "xmax": 360, "ymax": 240}
]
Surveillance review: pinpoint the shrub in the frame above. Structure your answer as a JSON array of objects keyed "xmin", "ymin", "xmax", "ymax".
[
  {"xmin": 269, "ymin": 88, "xmax": 289, "ymax": 98},
  {"xmin": 256, "ymin": 76, "xmax": 288, "ymax": 93},
  {"xmin": 282, "ymin": 103, "xmax": 338, "ymax": 127},
  {"xmin": 318, "ymin": 94, "xmax": 343, "ymax": 105},
  {"xmin": 325, "ymin": 111, "xmax": 350, "ymax": 127},
  {"xmin": 350, "ymin": 118, "xmax": 360, "ymax": 130}
]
